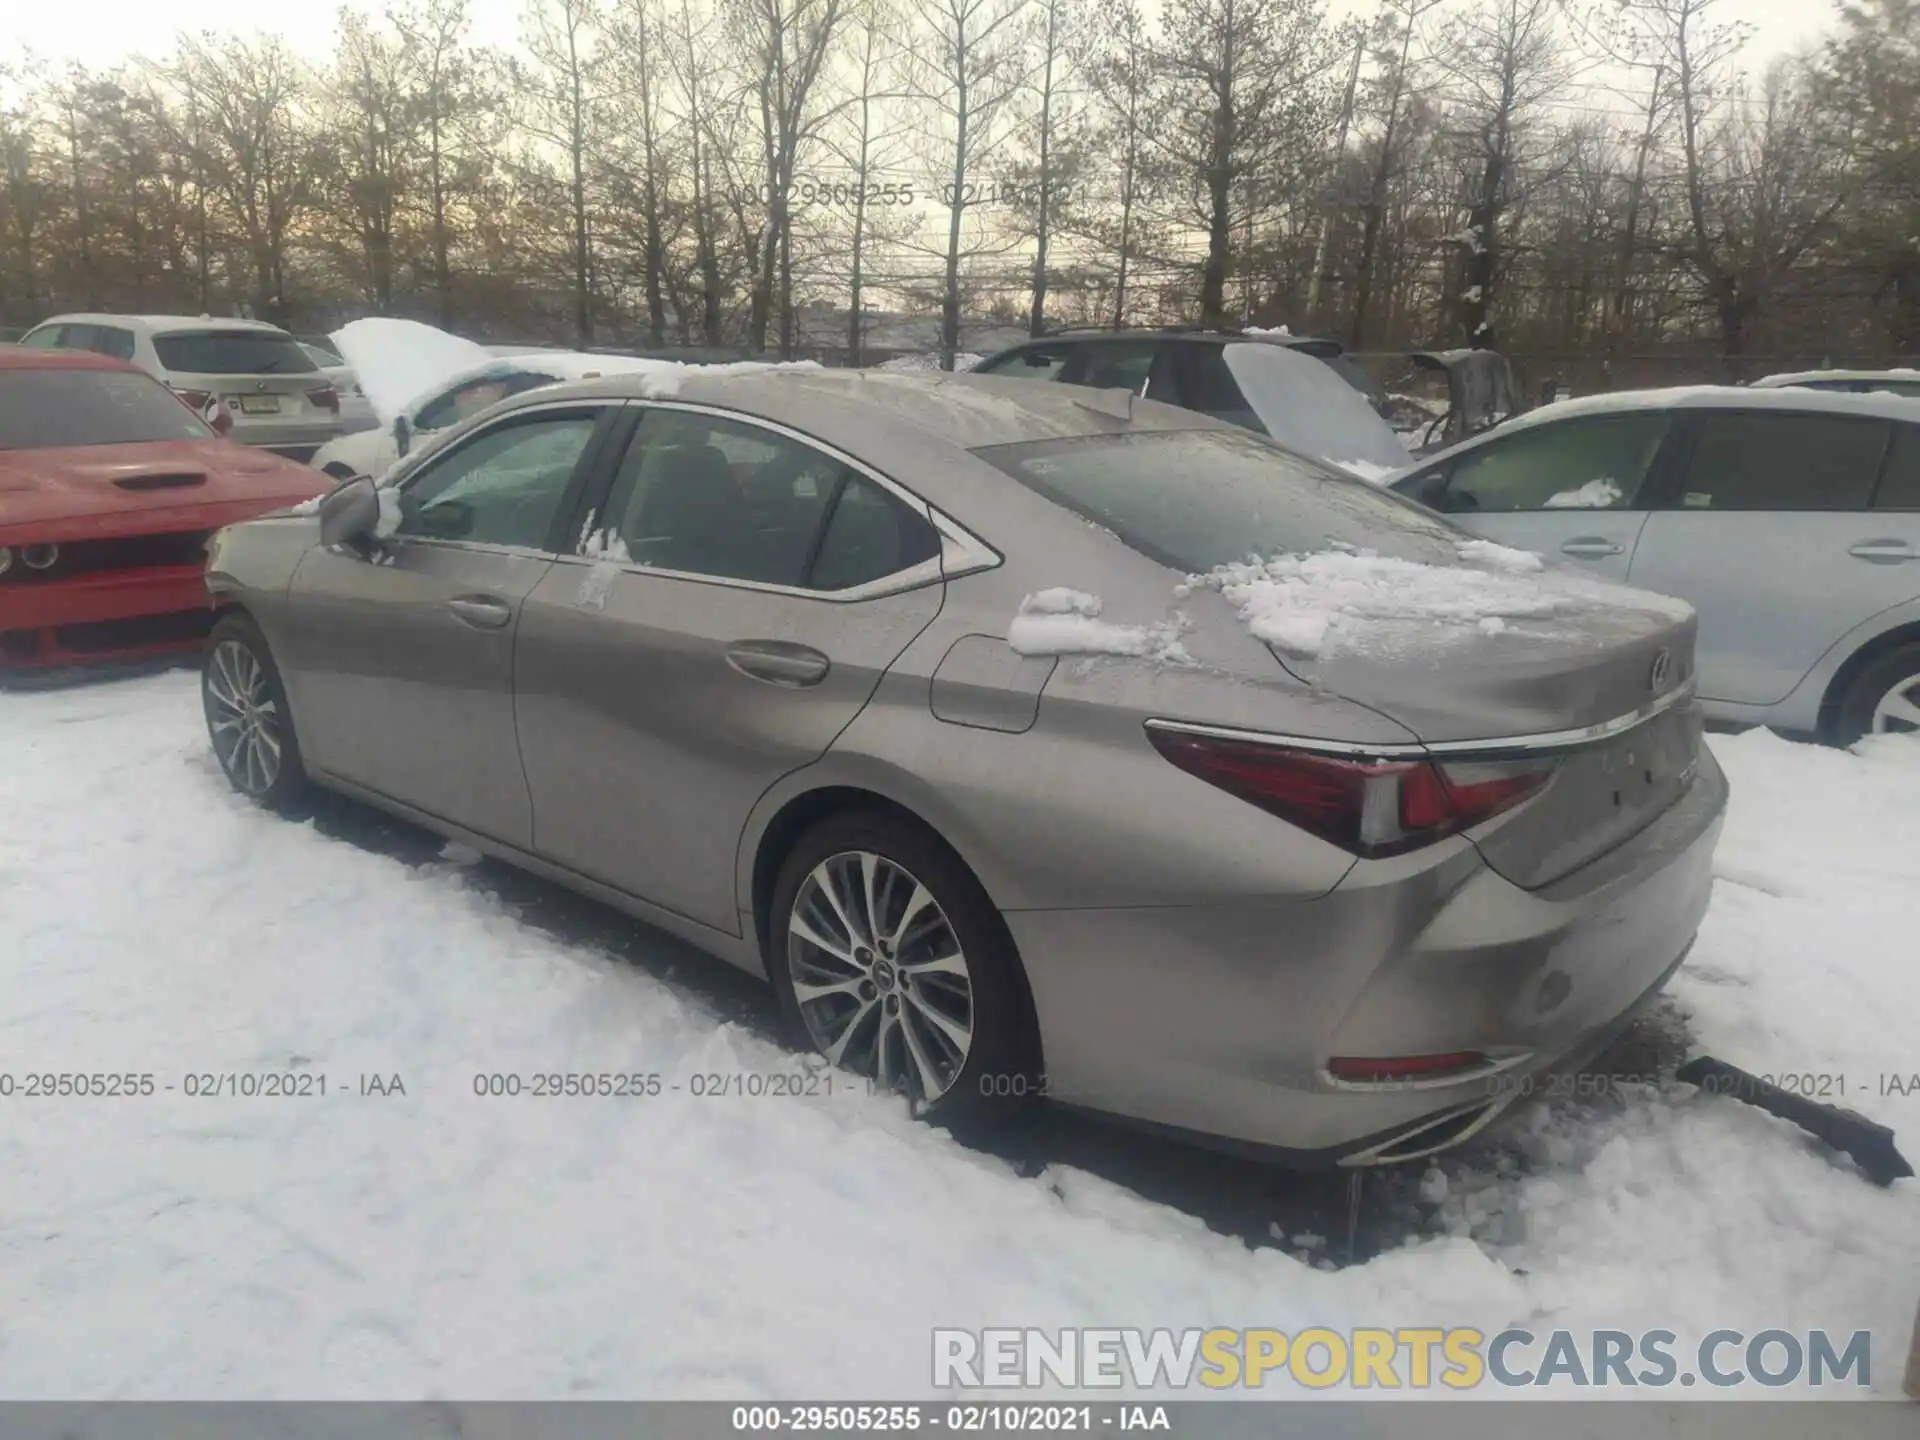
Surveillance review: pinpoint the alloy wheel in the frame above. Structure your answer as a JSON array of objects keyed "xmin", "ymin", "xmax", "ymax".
[
  {"xmin": 205, "ymin": 638, "xmax": 283, "ymax": 796},
  {"xmin": 1869, "ymin": 673, "xmax": 1920, "ymax": 735},
  {"xmin": 787, "ymin": 850, "xmax": 975, "ymax": 1102}
]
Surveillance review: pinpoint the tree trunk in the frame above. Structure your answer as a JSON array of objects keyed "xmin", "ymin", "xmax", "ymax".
[{"xmin": 941, "ymin": 54, "xmax": 970, "ymax": 370}]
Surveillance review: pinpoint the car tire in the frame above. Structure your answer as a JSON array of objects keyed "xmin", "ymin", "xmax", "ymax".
[
  {"xmin": 766, "ymin": 810, "xmax": 1041, "ymax": 1117},
  {"xmin": 1832, "ymin": 642, "xmax": 1920, "ymax": 746},
  {"xmin": 202, "ymin": 613, "xmax": 310, "ymax": 814}
]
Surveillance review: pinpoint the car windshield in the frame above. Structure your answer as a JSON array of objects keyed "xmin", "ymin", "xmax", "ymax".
[
  {"xmin": 0, "ymin": 368, "xmax": 212, "ymax": 449},
  {"xmin": 152, "ymin": 329, "xmax": 318, "ymax": 376},
  {"xmin": 973, "ymin": 427, "xmax": 1465, "ymax": 573}
]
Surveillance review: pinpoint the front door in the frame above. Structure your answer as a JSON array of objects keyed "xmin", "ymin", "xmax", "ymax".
[
  {"xmin": 281, "ymin": 404, "xmax": 611, "ymax": 845},
  {"xmin": 1412, "ymin": 409, "xmax": 1676, "ymax": 582},
  {"xmin": 1626, "ymin": 409, "xmax": 1920, "ymax": 707},
  {"xmin": 514, "ymin": 403, "xmax": 948, "ymax": 935}
]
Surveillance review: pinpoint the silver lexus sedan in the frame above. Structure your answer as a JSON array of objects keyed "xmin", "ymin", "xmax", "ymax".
[{"xmin": 200, "ymin": 370, "xmax": 1727, "ymax": 1167}]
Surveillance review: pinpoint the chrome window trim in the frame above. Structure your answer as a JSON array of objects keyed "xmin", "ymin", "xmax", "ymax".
[
  {"xmin": 1145, "ymin": 678, "xmax": 1697, "ymax": 760},
  {"xmin": 538, "ymin": 396, "xmax": 1002, "ymax": 602}
]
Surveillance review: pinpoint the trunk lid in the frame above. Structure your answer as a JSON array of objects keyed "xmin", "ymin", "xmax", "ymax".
[{"xmin": 1272, "ymin": 573, "xmax": 1703, "ymax": 889}]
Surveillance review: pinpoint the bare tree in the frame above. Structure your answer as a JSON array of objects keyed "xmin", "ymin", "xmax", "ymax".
[
  {"xmin": 1430, "ymin": 0, "xmax": 1579, "ymax": 346},
  {"xmin": 1148, "ymin": 0, "xmax": 1334, "ymax": 327},
  {"xmin": 517, "ymin": 0, "xmax": 605, "ymax": 344},
  {"xmin": 1074, "ymin": 0, "xmax": 1153, "ymax": 327},
  {"xmin": 733, "ymin": 0, "xmax": 848, "ymax": 354},
  {"xmin": 173, "ymin": 33, "xmax": 317, "ymax": 322},
  {"xmin": 909, "ymin": 0, "xmax": 1030, "ymax": 367}
]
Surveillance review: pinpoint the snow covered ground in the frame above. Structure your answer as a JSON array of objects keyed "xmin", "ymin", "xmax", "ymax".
[{"xmin": 1, "ymin": 670, "xmax": 1916, "ymax": 1399}]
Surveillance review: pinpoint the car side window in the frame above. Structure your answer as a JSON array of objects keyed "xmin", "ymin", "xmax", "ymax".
[
  {"xmin": 1873, "ymin": 426, "xmax": 1920, "ymax": 510},
  {"xmin": 1438, "ymin": 413, "xmax": 1671, "ymax": 514},
  {"xmin": 21, "ymin": 326, "xmax": 66, "ymax": 349},
  {"xmin": 1060, "ymin": 343, "xmax": 1159, "ymax": 396},
  {"xmin": 808, "ymin": 474, "xmax": 942, "ymax": 591},
  {"xmin": 54, "ymin": 324, "xmax": 102, "ymax": 352},
  {"xmin": 1675, "ymin": 412, "xmax": 1887, "ymax": 512},
  {"xmin": 415, "ymin": 371, "xmax": 559, "ymax": 431},
  {"xmin": 1171, "ymin": 346, "xmax": 1259, "ymax": 431},
  {"xmin": 595, "ymin": 409, "xmax": 844, "ymax": 586},
  {"xmin": 92, "ymin": 326, "xmax": 136, "ymax": 361},
  {"xmin": 395, "ymin": 411, "xmax": 599, "ymax": 548},
  {"xmin": 974, "ymin": 345, "xmax": 1071, "ymax": 381}
]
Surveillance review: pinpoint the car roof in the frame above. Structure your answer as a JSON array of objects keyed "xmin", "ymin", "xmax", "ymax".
[
  {"xmin": 1750, "ymin": 369, "xmax": 1920, "ymax": 387},
  {"xmin": 30, "ymin": 313, "xmax": 294, "ymax": 337},
  {"xmin": 1001, "ymin": 327, "xmax": 1348, "ymax": 355},
  {"xmin": 507, "ymin": 367, "xmax": 1223, "ymax": 454},
  {"xmin": 1484, "ymin": 383, "xmax": 1920, "ymax": 435},
  {"xmin": 0, "ymin": 345, "xmax": 140, "ymax": 373}
]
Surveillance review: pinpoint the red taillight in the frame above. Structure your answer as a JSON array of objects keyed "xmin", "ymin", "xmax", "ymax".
[
  {"xmin": 1328, "ymin": 1052, "xmax": 1488, "ymax": 1084},
  {"xmin": 307, "ymin": 385, "xmax": 340, "ymax": 414},
  {"xmin": 1146, "ymin": 728, "xmax": 1553, "ymax": 857}
]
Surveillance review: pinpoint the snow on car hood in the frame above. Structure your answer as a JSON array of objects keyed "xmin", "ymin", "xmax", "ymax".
[
  {"xmin": 328, "ymin": 319, "xmax": 495, "ymax": 425},
  {"xmin": 1221, "ymin": 342, "xmax": 1412, "ymax": 477}
]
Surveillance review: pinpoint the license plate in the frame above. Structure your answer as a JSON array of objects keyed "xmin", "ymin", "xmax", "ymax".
[{"xmin": 235, "ymin": 394, "xmax": 281, "ymax": 415}]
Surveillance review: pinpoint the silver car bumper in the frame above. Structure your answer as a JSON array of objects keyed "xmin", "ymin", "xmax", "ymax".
[{"xmin": 1005, "ymin": 746, "xmax": 1728, "ymax": 1164}]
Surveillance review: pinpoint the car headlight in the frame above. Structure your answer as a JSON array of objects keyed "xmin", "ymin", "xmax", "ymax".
[
  {"xmin": 0, "ymin": 546, "xmax": 11, "ymax": 576},
  {"xmin": 21, "ymin": 543, "xmax": 59, "ymax": 571}
]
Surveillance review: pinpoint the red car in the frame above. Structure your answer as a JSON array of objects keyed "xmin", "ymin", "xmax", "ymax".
[{"xmin": 0, "ymin": 346, "xmax": 330, "ymax": 674}]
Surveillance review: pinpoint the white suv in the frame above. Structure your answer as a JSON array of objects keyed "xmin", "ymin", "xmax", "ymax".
[{"xmin": 20, "ymin": 314, "xmax": 345, "ymax": 461}]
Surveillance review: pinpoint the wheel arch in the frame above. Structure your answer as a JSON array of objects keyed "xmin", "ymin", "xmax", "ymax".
[
  {"xmin": 742, "ymin": 774, "xmax": 1043, "ymax": 1070},
  {"xmin": 1818, "ymin": 618, "xmax": 1920, "ymax": 740}
]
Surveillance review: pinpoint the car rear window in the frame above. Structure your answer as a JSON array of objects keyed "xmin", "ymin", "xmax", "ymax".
[
  {"xmin": 0, "ymin": 368, "xmax": 211, "ymax": 449},
  {"xmin": 151, "ymin": 329, "xmax": 318, "ymax": 376},
  {"xmin": 972, "ymin": 427, "xmax": 1465, "ymax": 572}
]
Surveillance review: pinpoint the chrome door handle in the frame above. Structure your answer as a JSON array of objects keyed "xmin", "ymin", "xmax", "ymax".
[
  {"xmin": 725, "ymin": 641, "xmax": 830, "ymax": 687},
  {"xmin": 1847, "ymin": 540, "xmax": 1917, "ymax": 564},
  {"xmin": 446, "ymin": 595, "xmax": 513, "ymax": 629},
  {"xmin": 1559, "ymin": 538, "xmax": 1624, "ymax": 558}
]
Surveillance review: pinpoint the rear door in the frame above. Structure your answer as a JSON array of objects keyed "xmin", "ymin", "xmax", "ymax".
[
  {"xmin": 1626, "ymin": 409, "xmax": 1918, "ymax": 707},
  {"xmin": 1396, "ymin": 410, "xmax": 1676, "ymax": 582},
  {"xmin": 514, "ymin": 403, "xmax": 948, "ymax": 934},
  {"xmin": 282, "ymin": 403, "xmax": 615, "ymax": 844}
]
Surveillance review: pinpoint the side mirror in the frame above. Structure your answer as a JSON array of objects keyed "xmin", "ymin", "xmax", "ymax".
[
  {"xmin": 393, "ymin": 414, "xmax": 412, "ymax": 457},
  {"xmin": 319, "ymin": 475, "xmax": 382, "ymax": 550}
]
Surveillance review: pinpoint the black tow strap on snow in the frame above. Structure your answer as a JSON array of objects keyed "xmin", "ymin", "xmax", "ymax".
[{"xmin": 1676, "ymin": 1055, "xmax": 1914, "ymax": 1187}]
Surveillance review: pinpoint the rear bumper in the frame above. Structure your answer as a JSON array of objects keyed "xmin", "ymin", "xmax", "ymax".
[
  {"xmin": 1005, "ymin": 746, "xmax": 1728, "ymax": 1164},
  {"xmin": 0, "ymin": 563, "xmax": 212, "ymax": 670}
]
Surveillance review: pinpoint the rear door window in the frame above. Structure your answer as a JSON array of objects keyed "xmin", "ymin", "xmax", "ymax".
[
  {"xmin": 973, "ymin": 344, "xmax": 1072, "ymax": 381},
  {"xmin": 1872, "ymin": 426, "xmax": 1920, "ymax": 510},
  {"xmin": 1438, "ymin": 413, "xmax": 1671, "ymax": 514},
  {"xmin": 1058, "ymin": 342, "xmax": 1162, "ymax": 396},
  {"xmin": 1674, "ymin": 412, "xmax": 1888, "ymax": 512},
  {"xmin": 151, "ymin": 330, "xmax": 318, "ymax": 376},
  {"xmin": 92, "ymin": 326, "xmax": 137, "ymax": 361}
]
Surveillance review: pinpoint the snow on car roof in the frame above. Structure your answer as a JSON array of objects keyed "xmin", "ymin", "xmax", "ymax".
[
  {"xmin": 1464, "ymin": 383, "xmax": 1920, "ymax": 441},
  {"xmin": 524, "ymin": 367, "xmax": 1228, "ymax": 454},
  {"xmin": 1750, "ymin": 368, "xmax": 1920, "ymax": 387}
]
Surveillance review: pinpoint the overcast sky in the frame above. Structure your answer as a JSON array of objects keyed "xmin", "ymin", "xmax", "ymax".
[{"xmin": 7, "ymin": 0, "xmax": 1837, "ymax": 76}]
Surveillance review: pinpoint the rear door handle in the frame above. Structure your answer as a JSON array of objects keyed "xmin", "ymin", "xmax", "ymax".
[
  {"xmin": 1560, "ymin": 537, "xmax": 1624, "ymax": 558},
  {"xmin": 726, "ymin": 641, "xmax": 830, "ymax": 687},
  {"xmin": 1847, "ymin": 540, "xmax": 1917, "ymax": 564},
  {"xmin": 446, "ymin": 595, "xmax": 513, "ymax": 629}
]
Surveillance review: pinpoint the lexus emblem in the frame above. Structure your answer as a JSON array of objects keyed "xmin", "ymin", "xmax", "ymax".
[
  {"xmin": 254, "ymin": 379, "xmax": 270, "ymax": 392},
  {"xmin": 1649, "ymin": 649, "xmax": 1673, "ymax": 693}
]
